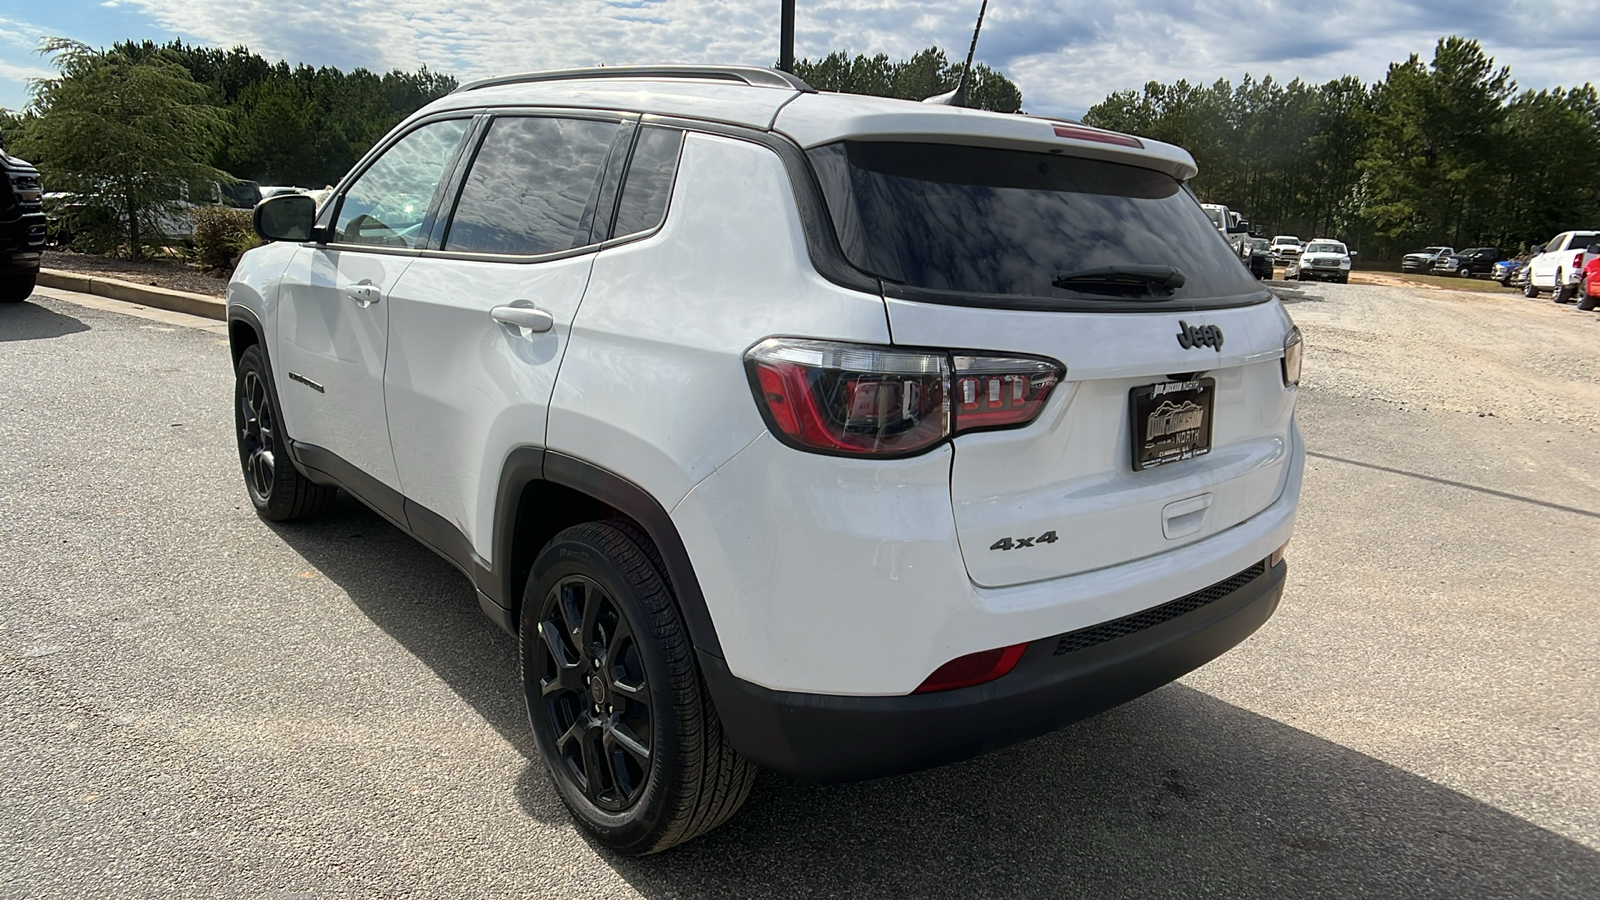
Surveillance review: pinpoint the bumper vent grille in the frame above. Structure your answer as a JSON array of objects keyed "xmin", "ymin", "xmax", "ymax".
[{"xmin": 1051, "ymin": 561, "xmax": 1268, "ymax": 656}]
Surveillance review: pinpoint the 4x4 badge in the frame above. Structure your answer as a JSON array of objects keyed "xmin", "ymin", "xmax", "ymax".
[{"xmin": 1176, "ymin": 321, "xmax": 1223, "ymax": 351}]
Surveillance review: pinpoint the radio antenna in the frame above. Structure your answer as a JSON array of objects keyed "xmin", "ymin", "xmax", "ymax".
[{"xmin": 923, "ymin": 0, "xmax": 989, "ymax": 107}]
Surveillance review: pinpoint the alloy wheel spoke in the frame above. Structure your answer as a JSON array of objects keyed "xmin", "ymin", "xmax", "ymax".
[
  {"xmin": 578, "ymin": 719, "xmax": 609, "ymax": 803},
  {"xmin": 559, "ymin": 580, "xmax": 586, "ymax": 640},
  {"xmin": 608, "ymin": 721, "xmax": 651, "ymax": 765}
]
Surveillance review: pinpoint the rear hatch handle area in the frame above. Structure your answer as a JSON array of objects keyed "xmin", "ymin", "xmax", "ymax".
[{"xmin": 1162, "ymin": 493, "xmax": 1213, "ymax": 540}]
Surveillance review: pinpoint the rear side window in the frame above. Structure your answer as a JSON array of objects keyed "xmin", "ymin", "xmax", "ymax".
[
  {"xmin": 808, "ymin": 141, "xmax": 1264, "ymax": 304},
  {"xmin": 445, "ymin": 116, "xmax": 622, "ymax": 255},
  {"xmin": 612, "ymin": 126, "xmax": 684, "ymax": 239}
]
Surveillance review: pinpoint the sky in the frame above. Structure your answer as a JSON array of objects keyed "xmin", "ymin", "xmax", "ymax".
[{"xmin": 3, "ymin": 1, "xmax": 1599, "ymax": 122}]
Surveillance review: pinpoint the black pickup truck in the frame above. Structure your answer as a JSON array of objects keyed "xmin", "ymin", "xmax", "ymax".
[
  {"xmin": 0, "ymin": 132, "xmax": 46, "ymax": 303},
  {"xmin": 1436, "ymin": 247, "xmax": 1502, "ymax": 279}
]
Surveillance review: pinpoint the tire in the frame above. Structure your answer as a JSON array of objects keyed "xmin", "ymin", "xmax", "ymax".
[
  {"xmin": 1458, "ymin": 268, "xmax": 1472, "ymax": 278},
  {"xmin": 234, "ymin": 345, "xmax": 337, "ymax": 521},
  {"xmin": 521, "ymin": 522, "xmax": 755, "ymax": 855},
  {"xmin": 1524, "ymin": 278, "xmax": 1540, "ymax": 298},
  {"xmin": 0, "ymin": 271, "xmax": 36, "ymax": 303},
  {"xmin": 1337, "ymin": 273, "xmax": 1349, "ymax": 284},
  {"xmin": 1578, "ymin": 283, "xmax": 1598, "ymax": 311},
  {"xmin": 1552, "ymin": 270, "xmax": 1572, "ymax": 303}
]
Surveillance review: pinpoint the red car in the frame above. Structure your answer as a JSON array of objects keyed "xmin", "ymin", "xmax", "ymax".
[{"xmin": 1580, "ymin": 250, "xmax": 1600, "ymax": 310}]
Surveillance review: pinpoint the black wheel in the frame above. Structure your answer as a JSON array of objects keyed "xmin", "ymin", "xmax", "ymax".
[
  {"xmin": 0, "ymin": 271, "xmax": 36, "ymax": 303},
  {"xmin": 1552, "ymin": 270, "xmax": 1573, "ymax": 303},
  {"xmin": 1578, "ymin": 283, "xmax": 1598, "ymax": 311},
  {"xmin": 521, "ymin": 522, "xmax": 755, "ymax": 855},
  {"xmin": 1524, "ymin": 278, "xmax": 1540, "ymax": 298},
  {"xmin": 1337, "ymin": 273, "xmax": 1349, "ymax": 284},
  {"xmin": 234, "ymin": 345, "xmax": 337, "ymax": 521},
  {"xmin": 1458, "ymin": 267, "xmax": 1472, "ymax": 278}
]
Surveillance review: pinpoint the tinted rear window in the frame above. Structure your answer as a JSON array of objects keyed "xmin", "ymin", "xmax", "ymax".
[
  {"xmin": 445, "ymin": 116, "xmax": 621, "ymax": 256},
  {"xmin": 808, "ymin": 141, "xmax": 1263, "ymax": 304},
  {"xmin": 612, "ymin": 126, "xmax": 684, "ymax": 239}
]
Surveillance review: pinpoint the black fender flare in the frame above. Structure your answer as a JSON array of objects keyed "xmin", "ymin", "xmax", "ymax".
[{"xmin": 489, "ymin": 449, "xmax": 724, "ymax": 659}]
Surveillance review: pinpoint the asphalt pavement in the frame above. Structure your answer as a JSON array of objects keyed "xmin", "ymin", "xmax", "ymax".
[{"xmin": 2, "ymin": 283, "xmax": 1597, "ymax": 898}]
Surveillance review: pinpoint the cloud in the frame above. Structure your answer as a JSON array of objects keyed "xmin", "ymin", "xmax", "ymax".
[{"xmin": 21, "ymin": 0, "xmax": 1600, "ymax": 120}]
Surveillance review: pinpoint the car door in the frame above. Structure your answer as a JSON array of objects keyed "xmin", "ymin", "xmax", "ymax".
[
  {"xmin": 384, "ymin": 113, "xmax": 660, "ymax": 562},
  {"xmin": 274, "ymin": 117, "xmax": 471, "ymax": 499}
]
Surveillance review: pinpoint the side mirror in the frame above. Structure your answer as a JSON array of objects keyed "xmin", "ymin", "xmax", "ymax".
[
  {"xmin": 254, "ymin": 193, "xmax": 317, "ymax": 242},
  {"xmin": 1227, "ymin": 220, "xmax": 1249, "ymax": 234},
  {"xmin": 1348, "ymin": 250, "xmax": 1358, "ymax": 257}
]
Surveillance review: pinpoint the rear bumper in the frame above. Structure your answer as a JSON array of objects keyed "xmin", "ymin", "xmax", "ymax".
[{"xmin": 704, "ymin": 558, "xmax": 1285, "ymax": 782}]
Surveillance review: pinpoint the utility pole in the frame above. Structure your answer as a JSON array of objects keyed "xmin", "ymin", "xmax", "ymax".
[{"xmin": 779, "ymin": 0, "xmax": 796, "ymax": 73}]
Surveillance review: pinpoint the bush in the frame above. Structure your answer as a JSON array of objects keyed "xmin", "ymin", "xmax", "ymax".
[{"xmin": 190, "ymin": 206, "xmax": 261, "ymax": 272}]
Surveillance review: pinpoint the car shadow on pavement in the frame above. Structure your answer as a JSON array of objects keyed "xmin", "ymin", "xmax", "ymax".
[
  {"xmin": 0, "ymin": 299, "xmax": 91, "ymax": 341},
  {"xmin": 274, "ymin": 498, "xmax": 1600, "ymax": 898}
]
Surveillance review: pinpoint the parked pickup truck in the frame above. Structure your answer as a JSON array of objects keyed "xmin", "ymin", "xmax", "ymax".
[
  {"xmin": 0, "ymin": 132, "xmax": 45, "ymax": 304},
  {"xmin": 1436, "ymin": 247, "xmax": 1501, "ymax": 278},
  {"xmin": 1401, "ymin": 246, "xmax": 1454, "ymax": 273},
  {"xmin": 1524, "ymin": 231, "xmax": 1600, "ymax": 303}
]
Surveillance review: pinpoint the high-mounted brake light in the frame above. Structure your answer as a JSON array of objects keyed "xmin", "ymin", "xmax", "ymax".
[
  {"xmin": 745, "ymin": 339, "xmax": 1064, "ymax": 458},
  {"xmin": 1052, "ymin": 123, "xmax": 1143, "ymax": 149}
]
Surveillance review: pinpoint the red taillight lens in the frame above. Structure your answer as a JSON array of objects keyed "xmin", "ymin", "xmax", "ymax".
[
  {"xmin": 746, "ymin": 339, "xmax": 950, "ymax": 456},
  {"xmin": 745, "ymin": 340, "xmax": 1063, "ymax": 457},
  {"xmin": 914, "ymin": 642, "xmax": 1030, "ymax": 693},
  {"xmin": 1575, "ymin": 252, "xmax": 1586, "ymax": 271},
  {"xmin": 952, "ymin": 355, "xmax": 1063, "ymax": 434}
]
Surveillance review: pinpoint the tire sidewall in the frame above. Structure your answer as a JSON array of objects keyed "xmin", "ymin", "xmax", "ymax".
[
  {"xmin": 234, "ymin": 345, "xmax": 294, "ymax": 518},
  {"xmin": 520, "ymin": 528, "xmax": 689, "ymax": 853}
]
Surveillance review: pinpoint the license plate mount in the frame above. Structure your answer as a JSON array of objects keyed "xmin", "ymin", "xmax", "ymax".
[{"xmin": 1129, "ymin": 377, "xmax": 1216, "ymax": 471}]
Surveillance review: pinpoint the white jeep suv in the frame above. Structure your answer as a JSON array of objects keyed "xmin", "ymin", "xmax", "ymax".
[{"xmin": 230, "ymin": 66, "xmax": 1303, "ymax": 854}]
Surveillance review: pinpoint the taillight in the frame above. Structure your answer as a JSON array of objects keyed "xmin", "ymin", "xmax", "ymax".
[
  {"xmin": 914, "ymin": 642, "xmax": 1029, "ymax": 693},
  {"xmin": 1575, "ymin": 252, "xmax": 1585, "ymax": 271},
  {"xmin": 1281, "ymin": 326, "xmax": 1302, "ymax": 388},
  {"xmin": 745, "ymin": 339, "xmax": 1063, "ymax": 457},
  {"xmin": 952, "ymin": 355, "xmax": 1063, "ymax": 432}
]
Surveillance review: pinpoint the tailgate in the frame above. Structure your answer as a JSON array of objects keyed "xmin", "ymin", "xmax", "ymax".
[{"xmin": 888, "ymin": 298, "xmax": 1298, "ymax": 588}]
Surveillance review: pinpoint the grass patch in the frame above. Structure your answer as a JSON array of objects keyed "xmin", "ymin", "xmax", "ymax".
[{"xmin": 1351, "ymin": 271, "xmax": 1520, "ymax": 294}]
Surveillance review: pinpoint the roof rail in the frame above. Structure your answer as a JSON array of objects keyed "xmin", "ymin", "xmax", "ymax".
[{"xmin": 454, "ymin": 65, "xmax": 816, "ymax": 95}]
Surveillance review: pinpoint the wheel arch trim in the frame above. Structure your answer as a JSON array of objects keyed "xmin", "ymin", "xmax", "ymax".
[{"xmin": 490, "ymin": 449, "xmax": 724, "ymax": 658}]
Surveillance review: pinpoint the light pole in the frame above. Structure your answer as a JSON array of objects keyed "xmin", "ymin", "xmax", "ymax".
[{"xmin": 780, "ymin": 0, "xmax": 795, "ymax": 73}]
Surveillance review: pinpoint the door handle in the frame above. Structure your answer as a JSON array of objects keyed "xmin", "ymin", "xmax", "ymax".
[
  {"xmin": 347, "ymin": 282, "xmax": 382, "ymax": 307},
  {"xmin": 491, "ymin": 305, "xmax": 554, "ymax": 334}
]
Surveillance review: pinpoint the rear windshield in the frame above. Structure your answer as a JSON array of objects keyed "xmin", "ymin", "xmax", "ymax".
[
  {"xmin": 808, "ymin": 141, "xmax": 1265, "ymax": 305},
  {"xmin": 1305, "ymin": 242, "xmax": 1345, "ymax": 254}
]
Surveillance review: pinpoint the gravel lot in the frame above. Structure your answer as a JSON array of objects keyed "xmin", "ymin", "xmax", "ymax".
[{"xmin": 2, "ymin": 282, "xmax": 1597, "ymax": 898}]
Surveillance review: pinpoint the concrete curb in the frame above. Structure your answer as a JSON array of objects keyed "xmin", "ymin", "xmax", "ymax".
[{"xmin": 37, "ymin": 268, "xmax": 225, "ymax": 321}]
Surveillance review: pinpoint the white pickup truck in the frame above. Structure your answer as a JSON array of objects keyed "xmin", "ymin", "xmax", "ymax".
[{"xmin": 1524, "ymin": 230, "xmax": 1600, "ymax": 302}]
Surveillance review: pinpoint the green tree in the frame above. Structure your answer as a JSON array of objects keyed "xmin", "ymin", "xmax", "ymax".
[
  {"xmin": 793, "ymin": 47, "xmax": 1022, "ymax": 113},
  {"xmin": 22, "ymin": 38, "xmax": 230, "ymax": 257},
  {"xmin": 1359, "ymin": 37, "xmax": 1512, "ymax": 248}
]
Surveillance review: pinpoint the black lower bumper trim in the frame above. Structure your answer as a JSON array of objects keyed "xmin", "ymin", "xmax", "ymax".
[{"xmin": 702, "ymin": 559, "xmax": 1286, "ymax": 782}]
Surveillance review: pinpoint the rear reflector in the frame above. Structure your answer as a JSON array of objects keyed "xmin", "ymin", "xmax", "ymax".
[
  {"xmin": 1053, "ymin": 124, "xmax": 1144, "ymax": 149},
  {"xmin": 914, "ymin": 643, "xmax": 1029, "ymax": 693}
]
